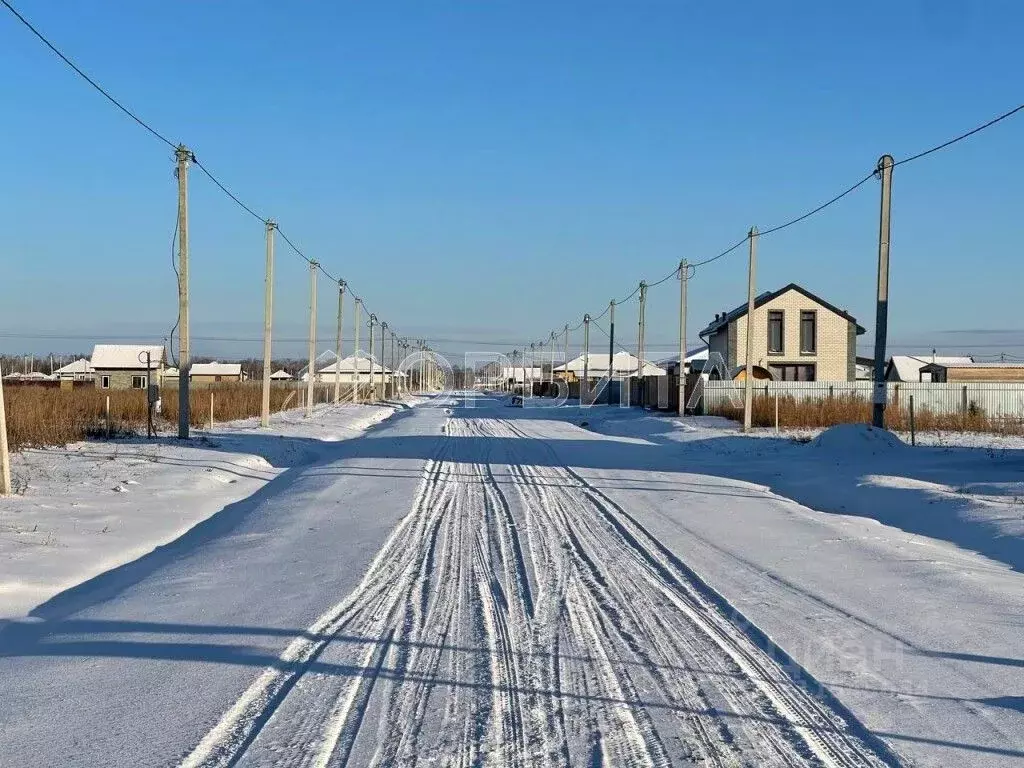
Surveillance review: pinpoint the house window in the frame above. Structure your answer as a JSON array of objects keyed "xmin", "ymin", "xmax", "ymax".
[
  {"xmin": 131, "ymin": 375, "xmax": 148, "ymax": 389},
  {"xmin": 215, "ymin": 375, "xmax": 222, "ymax": 382},
  {"xmin": 769, "ymin": 363, "xmax": 816, "ymax": 382},
  {"xmin": 800, "ymin": 310, "xmax": 816, "ymax": 353},
  {"xmin": 767, "ymin": 311, "xmax": 784, "ymax": 354},
  {"xmin": 101, "ymin": 375, "xmax": 110, "ymax": 389}
]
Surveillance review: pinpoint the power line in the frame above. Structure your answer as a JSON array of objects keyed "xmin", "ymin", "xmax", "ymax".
[
  {"xmin": 894, "ymin": 101, "xmax": 1024, "ymax": 167},
  {"xmin": 0, "ymin": 0, "xmax": 177, "ymax": 150},
  {"xmin": 759, "ymin": 172, "xmax": 876, "ymax": 236},
  {"xmin": 192, "ymin": 158, "xmax": 265, "ymax": 223}
]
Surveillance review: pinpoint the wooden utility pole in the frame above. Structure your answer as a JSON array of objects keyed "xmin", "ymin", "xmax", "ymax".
[
  {"xmin": 175, "ymin": 145, "xmax": 192, "ymax": 439},
  {"xmin": 743, "ymin": 228, "xmax": 758, "ymax": 432},
  {"xmin": 872, "ymin": 155, "xmax": 895, "ymax": 428},
  {"xmin": 334, "ymin": 280, "xmax": 346, "ymax": 404},
  {"xmin": 678, "ymin": 259, "xmax": 688, "ymax": 416},
  {"xmin": 0, "ymin": 370, "xmax": 10, "ymax": 496},
  {"xmin": 260, "ymin": 219, "xmax": 276, "ymax": 428},
  {"xmin": 306, "ymin": 261, "xmax": 318, "ymax": 417},
  {"xmin": 582, "ymin": 314, "xmax": 590, "ymax": 404},
  {"xmin": 352, "ymin": 299, "xmax": 362, "ymax": 403}
]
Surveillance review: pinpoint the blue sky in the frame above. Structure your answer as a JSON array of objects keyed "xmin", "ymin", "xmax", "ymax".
[{"xmin": 1, "ymin": 0, "xmax": 1022, "ymax": 362}]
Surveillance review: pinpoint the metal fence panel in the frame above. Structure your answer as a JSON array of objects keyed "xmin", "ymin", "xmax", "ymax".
[{"xmin": 701, "ymin": 380, "xmax": 1024, "ymax": 418}]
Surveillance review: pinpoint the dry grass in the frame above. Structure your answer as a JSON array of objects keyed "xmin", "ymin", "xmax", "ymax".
[
  {"xmin": 3, "ymin": 384, "xmax": 301, "ymax": 451},
  {"xmin": 708, "ymin": 393, "xmax": 1024, "ymax": 435}
]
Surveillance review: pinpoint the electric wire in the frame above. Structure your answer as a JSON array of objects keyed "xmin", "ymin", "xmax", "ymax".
[
  {"xmin": 0, "ymin": 0, "xmax": 177, "ymax": 150},
  {"xmin": 894, "ymin": 102, "xmax": 1024, "ymax": 167}
]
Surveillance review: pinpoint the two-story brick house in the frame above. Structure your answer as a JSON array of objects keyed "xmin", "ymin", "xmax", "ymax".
[{"xmin": 698, "ymin": 284, "xmax": 865, "ymax": 381}]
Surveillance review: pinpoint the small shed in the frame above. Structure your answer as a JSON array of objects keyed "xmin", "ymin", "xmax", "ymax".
[{"xmin": 270, "ymin": 369, "xmax": 293, "ymax": 381}]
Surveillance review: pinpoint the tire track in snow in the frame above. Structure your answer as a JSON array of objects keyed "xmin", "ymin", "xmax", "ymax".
[{"xmin": 179, "ymin": 413, "xmax": 897, "ymax": 768}]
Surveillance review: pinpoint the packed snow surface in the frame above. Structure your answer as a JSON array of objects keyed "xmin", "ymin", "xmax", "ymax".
[{"xmin": 1, "ymin": 394, "xmax": 1020, "ymax": 767}]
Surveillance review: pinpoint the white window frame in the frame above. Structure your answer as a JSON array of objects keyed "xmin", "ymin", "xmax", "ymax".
[
  {"xmin": 131, "ymin": 375, "xmax": 148, "ymax": 390},
  {"xmin": 101, "ymin": 375, "xmax": 110, "ymax": 389}
]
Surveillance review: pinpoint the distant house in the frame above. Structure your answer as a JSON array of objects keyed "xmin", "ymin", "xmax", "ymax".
[
  {"xmin": 53, "ymin": 358, "xmax": 94, "ymax": 382},
  {"xmin": 918, "ymin": 361, "xmax": 1024, "ymax": 383},
  {"xmin": 90, "ymin": 344, "xmax": 165, "ymax": 390},
  {"xmin": 190, "ymin": 362, "xmax": 243, "ymax": 385},
  {"xmin": 313, "ymin": 356, "xmax": 401, "ymax": 383},
  {"xmin": 269, "ymin": 369, "xmax": 293, "ymax": 381},
  {"xmin": 553, "ymin": 352, "xmax": 665, "ymax": 382},
  {"xmin": 656, "ymin": 347, "xmax": 710, "ymax": 377},
  {"xmin": 698, "ymin": 283, "xmax": 865, "ymax": 382},
  {"xmin": 855, "ymin": 356, "xmax": 875, "ymax": 381},
  {"xmin": 885, "ymin": 355, "xmax": 973, "ymax": 382},
  {"xmin": 501, "ymin": 366, "xmax": 544, "ymax": 384}
]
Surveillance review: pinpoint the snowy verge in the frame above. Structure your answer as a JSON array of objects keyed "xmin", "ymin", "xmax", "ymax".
[
  {"xmin": 573, "ymin": 407, "xmax": 1024, "ymax": 574},
  {"xmin": 0, "ymin": 402, "xmax": 396, "ymax": 620}
]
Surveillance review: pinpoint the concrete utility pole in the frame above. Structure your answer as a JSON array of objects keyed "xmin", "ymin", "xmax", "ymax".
[
  {"xmin": 260, "ymin": 219, "xmax": 277, "ymax": 428},
  {"xmin": 743, "ymin": 228, "xmax": 758, "ymax": 433},
  {"xmin": 636, "ymin": 280, "xmax": 647, "ymax": 382},
  {"xmin": 562, "ymin": 324, "xmax": 569, "ymax": 389},
  {"xmin": 608, "ymin": 300, "xmax": 615, "ymax": 388},
  {"xmin": 678, "ymin": 259, "xmax": 688, "ymax": 416},
  {"xmin": 550, "ymin": 332, "xmax": 557, "ymax": 387},
  {"xmin": 872, "ymin": 154, "xmax": 895, "ymax": 429},
  {"xmin": 353, "ymin": 298, "xmax": 362, "ymax": 404},
  {"xmin": 529, "ymin": 342, "xmax": 536, "ymax": 397},
  {"xmin": 306, "ymin": 261, "xmax": 319, "ymax": 418},
  {"xmin": 175, "ymin": 145, "xmax": 192, "ymax": 439},
  {"xmin": 582, "ymin": 314, "xmax": 590, "ymax": 404},
  {"xmin": 0, "ymin": 370, "xmax": 10, "ymax": 496},
  {"xmin": 334, "ymin": 280, "xmax": 346, "ymax": 404},
  {"xmin": 380, "ymin": 321, "xmax": 388, "ymax": 399},
  {"xmin": 368, "ymin": 315, "xmax": 377, "ymax": 401}
]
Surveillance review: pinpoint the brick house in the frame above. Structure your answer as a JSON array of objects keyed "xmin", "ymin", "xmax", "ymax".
[
  {"xmin": 698, "ymin": 284, "xmax": 865, "ymax": 381},
  {"xmin": 90, "ymin": 344, "xmax": 166, "ymax": 390}
]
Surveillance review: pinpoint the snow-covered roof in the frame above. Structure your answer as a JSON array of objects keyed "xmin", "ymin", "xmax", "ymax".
[
  {"xmin": 6, "ymin": 371, "xmax": 57, "ymax": 381},
  {"xmin": 888, "ymin": 355, "xmax": 973, "ymax": 381},
  {"xmin": 269, "ymin": 369, "xmax": 293, "ymax": 379},
  {"xmin": 317, "ymin": 355, "xmax": 391, "ymax": 374},
  {"xmin": 164, "ymin": 367, "xmax": 179, "ymax": 378},
  {"xmin": 191, "ymin": 362, "xmax": 242, "ymax": 377},
  {"xmin": 553, "ymin": 351, "xmax": 665, "ymax": 377},
  {"xmin": 923, "ymin": 361, "xmax": 1024, "ymax": 369},
  {"xmin": 90, "ymin": 344, "xmax": 165, "ymax": 370},
  {"xmin": 54, "ymin": 358, "xmax": 93, "ymax": 375},
  {"xmin": 656, "ymin": 347, "xmax": 710, "ymax": 367}
]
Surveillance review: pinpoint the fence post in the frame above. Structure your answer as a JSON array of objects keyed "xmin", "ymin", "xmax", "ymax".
[
  {"xmin": 909, "ymin": 394, "xmax": 915, "ymax": 446},
  {"xmin": 0, "ymin": 372, "xmax": 10, "ymax": 496},
  {"xmin": 105, "ymin": 395, "xmax": 111, "ymax": 438},
  {"xmin": 961, "ymin": 385, "xmax": 968, "ymax": 415},
  {"xmin": 775, "ymin": 392, "xmax": 779, "ymax": 432},
  {"xmin": 209, "ymin": 391, "xmax": 214, "ymax": 431}
]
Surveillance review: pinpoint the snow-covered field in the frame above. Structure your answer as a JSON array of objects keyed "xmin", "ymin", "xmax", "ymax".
[
  {"xmin": 0, "ymin": 403, "xmax": 394, "ymax": 619},
  {"xmin": 1, "ymin": 394, "xmax": 1021, "ymax": 767}
]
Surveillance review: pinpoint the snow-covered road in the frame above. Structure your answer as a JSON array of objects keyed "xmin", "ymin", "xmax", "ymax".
[{"xmin": 1, "ymin": 395, "xmax": 1020, "ymax": 766}]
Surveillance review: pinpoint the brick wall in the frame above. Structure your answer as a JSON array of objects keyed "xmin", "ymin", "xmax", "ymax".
[{"xmin": 728, "ymin": 288, "xmax": 854, "ymax": 381}]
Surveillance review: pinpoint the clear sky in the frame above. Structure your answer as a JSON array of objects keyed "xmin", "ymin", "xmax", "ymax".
[{"xmin": 1, "ymin": 0, "xmax": 1022, "ymax": 363}]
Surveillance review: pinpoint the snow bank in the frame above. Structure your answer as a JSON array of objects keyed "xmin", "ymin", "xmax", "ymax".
[{"xmin": 811, "ymin": 423, "xmax": 905, "ymax": 454}]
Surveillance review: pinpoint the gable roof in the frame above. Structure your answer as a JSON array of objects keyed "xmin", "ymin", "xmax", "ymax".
[
  {"xmin": 90, "ymin": 344, "xmax": 165, "ymax": 369},
  {"xmin": 269, "ymin": 369, "xmax": 293, "ymax": 379},
  {"xmin": 887, "ymin": 355, "xmax": 973, "ymax": 381},
  {"xmin": 317, "ymin": 355, "xmax": 391, "ymax": 374},
  {"xmin": 698, "ymin": 283, "xmax": 866, "ymax": 337},
  {"xmin": 54, "ymin": 358, "xmax": 93, "ymax": 375},
  {"xmin": 553, "ymin": 351, "xmax": 665, "ymax": 376}
]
